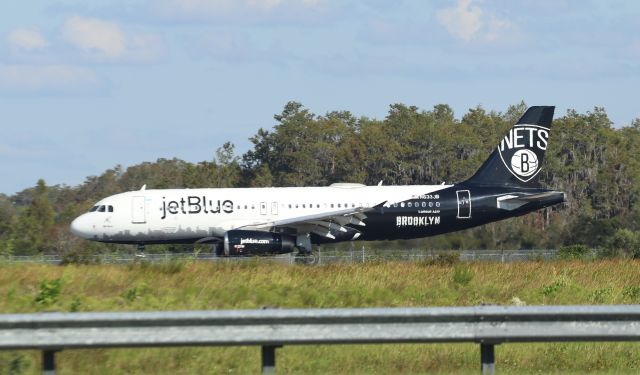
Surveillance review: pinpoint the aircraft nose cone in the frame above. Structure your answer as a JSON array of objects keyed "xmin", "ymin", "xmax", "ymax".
[{"xmin": 70, "ymin": 215, "xmax": 93, "ymax": 239}]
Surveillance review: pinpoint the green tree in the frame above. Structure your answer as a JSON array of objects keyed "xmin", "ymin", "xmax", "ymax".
[
  {"xmin": 0, "ymin": 194, "xmax": 16, "ymax": 255},
  {"xmin": 9, "ymin": 179, "xmax": 55, "ymax": 255}
]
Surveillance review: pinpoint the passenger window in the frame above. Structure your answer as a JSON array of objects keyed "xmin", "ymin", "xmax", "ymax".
[
  {"xmin": 98, "ymin": 205, "xmax": 106, "ymax": 212},
  {"xmin": 338, "ymin": 204, "xmax": 341, "ymax": 208},
  {"xmin": 331, "ymin": 204, "xmax": 334, "ymax": 208},
  {"xmin": 108, "ymin": 205, "xmax": 114, "ymax": 212},
  {"xmin": 303, "ymin": 204, "xmax": 306, "ymax": 208},
  {"xmin": 422, "ymin": 202, "xmax": 426, "ymax": 208}
]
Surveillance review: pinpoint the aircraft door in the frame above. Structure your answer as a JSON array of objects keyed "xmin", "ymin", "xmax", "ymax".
[
  {"xmin": 456, "ymin": 190, "xmax": 471, "ymax": 219},
  {"xmin": 103, "ymin": 204, "xmax": 114, "ymax": 229},
  {"xmin": 260, "ymin": 202, "xmax": 267, "ymax": 215},
  {"xmin": 271, "ymin": 202, "xmax": 278, "ymax": 215},
  {"xmin": 132, "ymin": 196, "xmax": 146, "ymax": 224}
]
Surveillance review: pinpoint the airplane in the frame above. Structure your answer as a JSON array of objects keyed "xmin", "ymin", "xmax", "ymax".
[{"xmin": 70, "ymin": 106, "xmax": 565, "ymax": 257}]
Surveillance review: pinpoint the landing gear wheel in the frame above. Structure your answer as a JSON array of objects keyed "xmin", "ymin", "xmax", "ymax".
[
  {"xmin": 135, "ymin": 244, "xmax": 146, "ymax": 259},
  {"xmin": 212, "ymin": 243, "xmax": 224, "ymax": 257},
  {"xmin": 294, "ymin": 251, "xmax": 318, "ymax": 265}
]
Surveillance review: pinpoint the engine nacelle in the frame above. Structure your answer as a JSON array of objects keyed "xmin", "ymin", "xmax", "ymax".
[{"xmin": 223, "ymin": 230, "xmax": 295, "ymax": 256}]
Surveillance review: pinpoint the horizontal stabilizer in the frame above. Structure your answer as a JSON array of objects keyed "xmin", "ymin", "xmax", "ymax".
[{"xmin": 497, "ymin": 191, "xmax": 565, "ymax": 211}]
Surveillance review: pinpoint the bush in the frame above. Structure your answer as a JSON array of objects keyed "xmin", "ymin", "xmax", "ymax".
[
  {"xmin": 452, "ymin": 265, "xmax": 473, "ymax": 286},
  {"xmin": 541, "ymin": 278, "xmax": 567, "ymax": 297},
  {"xmin": 420, "ymin": 252, "xmax": 460, "ymax": 266},
  {"xmin": 622, "ymin": 286, "xmax": 640, "ymax": 301},
  {"xmin": 60, "ymin": 251, "xmax": 100, "ymax": 265},
  {"xmin": 589, "ymin": 287, "xmax": 613, "ymax": 303},
  {"xmin": 557, "ymin": 244, "xmax": 591, "ymax": 260},
  {"xmin": 602, "ymin": 229, "xmax": 640, "ymax": 258},
  {"xmin": 35, "ymin": 278, "xmax": 63, "ymax": 307},
  {"xmin": 121, "ymin": 284, "xmax": 149, "ymax": 303}
]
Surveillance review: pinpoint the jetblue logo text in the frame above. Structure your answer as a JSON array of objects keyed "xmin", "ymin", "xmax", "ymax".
[
  {"xmin": 240, "ymin": 238, "xmax": 270, "ymax": 245},
  {"xmin": 161, "ymin": 196, "xmax": 233, "ymax": 219}
]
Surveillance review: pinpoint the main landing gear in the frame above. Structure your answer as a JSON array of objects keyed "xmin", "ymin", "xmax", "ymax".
[{"xmin": 294, "ymin": 234, "xmax": 318, "ymax": 265}]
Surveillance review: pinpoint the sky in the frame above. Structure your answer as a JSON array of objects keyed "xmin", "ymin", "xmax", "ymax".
[{"xmin": 1, "ymin": 0, "xmax": 639, "ymax": 194}]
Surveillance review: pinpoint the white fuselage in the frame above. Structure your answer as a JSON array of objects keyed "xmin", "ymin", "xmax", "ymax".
[{"xmin": 70, "ymin": 184, "xmax": 451, "ymax": 244}]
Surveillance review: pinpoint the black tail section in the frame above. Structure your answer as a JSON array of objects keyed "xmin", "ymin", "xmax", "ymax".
[{"xmin": 465, "ymin": 106, "xmax": 555, "ymax": 187}]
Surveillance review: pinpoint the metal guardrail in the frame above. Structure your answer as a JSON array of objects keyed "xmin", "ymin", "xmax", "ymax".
[
  {"xmin": 1, "ymin": 305, "xmax": 639, "ymax": 374},
  {"xmin": 0, "ymin": 248, "xmax": 558, "ymax": 265}
]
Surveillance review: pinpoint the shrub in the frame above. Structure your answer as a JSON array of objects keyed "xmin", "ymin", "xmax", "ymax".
[
  {"xmin": 69, "ymin": 296, "xmax": 83, "ymax": 312},
  {"xmin": 420, "ymin": 252, "xmax": 460, "ymax": 266},
  {"xmin": 35, "ymin": 278, "xmax": 63, "ymax": 307},
  {"xmin": 541, "ymin": 279, "xmax": 566, "ymax": 297},
  {"xmin": 122, "ymin": 284, "xmax": 149, "ymax": 303},
  {"xmin": 557, "ymin": 244, "xmax": 591, "ymax": 260},
  {"xmin": 60, "ymin": 251, "xmax": 100, "ymax": 265},
  {"xmin": 622, "ymin": 286, "xmax": 640, "ymax": 301},
  {"xmin": 452, "ymin": 265, "xmax": 473, "ymax": 286},
  {"xmin": 603, "ymin": 229, "xmax": 640, "ymax": 258},
  {"xmin": 589, "ymin": 287, "xmax": 613, "ymax": 303}
]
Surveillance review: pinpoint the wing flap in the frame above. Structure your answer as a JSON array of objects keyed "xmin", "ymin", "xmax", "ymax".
[
  {"xmin": 237, "ymin": 204, "xmax": 377, "ymax": 230},
  {"xmin": 235, "ymin": 202, "xmax": 381, "ymax": 239}
]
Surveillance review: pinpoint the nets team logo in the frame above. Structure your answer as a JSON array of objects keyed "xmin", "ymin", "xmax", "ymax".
[
  {"xmin": 498, "ymin": 124, "xmax": 549, "ymax": 182},
  {"xmin": 511, "ymin": 149, "xmax": 538, "ymax": 177}
]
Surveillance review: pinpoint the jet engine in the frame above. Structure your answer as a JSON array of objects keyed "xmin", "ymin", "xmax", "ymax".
[{"xmin": 223, "ymin": 230, "xmax": 295, "ymax": 256}]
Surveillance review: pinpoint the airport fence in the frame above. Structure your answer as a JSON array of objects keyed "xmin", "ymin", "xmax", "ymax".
[
  {"xmin": 0, "ymin": 248, "xmax": 557, "ymax": 265},
  {"xmin": 1, "ymin": 305, "xmax": 639, "ymax": 375}
]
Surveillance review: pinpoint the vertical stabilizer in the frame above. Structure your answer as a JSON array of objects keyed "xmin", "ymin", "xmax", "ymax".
[{"xmin": 465, "ymin": 106, "xmax": 555, "ymax": 187}]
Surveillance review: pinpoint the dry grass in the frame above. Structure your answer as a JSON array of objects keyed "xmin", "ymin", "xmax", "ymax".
[{"xmin": 1, "ymin": 260, "xmax": 640, "ymax": 374}]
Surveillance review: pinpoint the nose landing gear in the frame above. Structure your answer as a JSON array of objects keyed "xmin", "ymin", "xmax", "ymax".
[{"xmin": 136, "ymin": 243, "xmax": 146, "ymax": 258}]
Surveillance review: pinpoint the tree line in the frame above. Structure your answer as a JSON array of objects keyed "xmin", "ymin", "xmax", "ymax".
[{"xmin": 1, "ymin": 101, "xmax": 639, "ymax": 257}]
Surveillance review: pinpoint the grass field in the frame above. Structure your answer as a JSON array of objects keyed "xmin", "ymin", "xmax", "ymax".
[{"xmin": 1, "ymin": 259, "xmax": 640, "ymax": 374}]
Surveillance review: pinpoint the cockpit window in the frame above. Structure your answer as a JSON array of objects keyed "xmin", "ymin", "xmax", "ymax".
[{"xmin": 89, "ymin": 204, "xmax": 113, "ymax": 213}]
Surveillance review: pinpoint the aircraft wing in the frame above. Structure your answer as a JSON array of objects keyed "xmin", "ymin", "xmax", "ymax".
[{"xmin": 235, "ymin": 202, "xmax": 384, "ymax": 240}]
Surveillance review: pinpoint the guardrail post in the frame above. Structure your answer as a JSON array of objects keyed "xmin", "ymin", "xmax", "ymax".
[
  {"xmin": 262, "ymin": 345, "xmax": 279, "ymax": 374},
  {"xmin": 43, "ymin": 350, "xmax": 57, "ymax": 375},
  {"xmin": 480, "ymin": 343, "xmax": 495, "ymax": 375}
]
